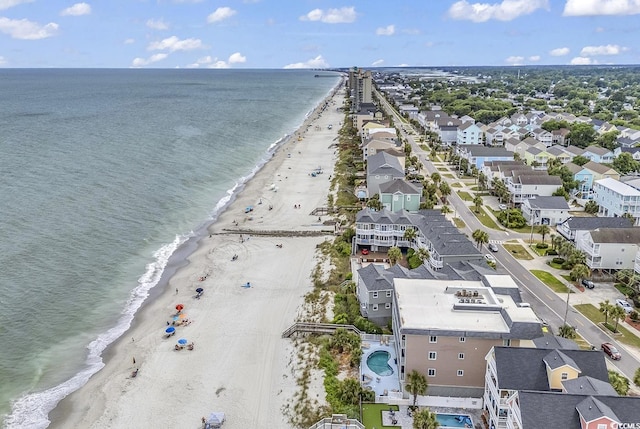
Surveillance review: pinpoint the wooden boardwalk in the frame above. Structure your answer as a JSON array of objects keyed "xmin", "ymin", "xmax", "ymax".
[{"xmin": 281, "ymin": 322, "xmax": 362, "ymax": 338}]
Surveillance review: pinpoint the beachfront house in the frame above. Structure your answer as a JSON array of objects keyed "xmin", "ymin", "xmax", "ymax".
[
  {"xmin": 484, "ymin": 346, "xmax": 615, "ymax": 429},
  {"xmin": 392, "ymin": 276, "xmax": 543, "ymax": 397},
  {"xmin": 378, "ymin": 179, "xmax": 421, "ymax": 213},
  {"xmin": 365, "ymin": 151, "xmax": 405, "ymax": 197}
]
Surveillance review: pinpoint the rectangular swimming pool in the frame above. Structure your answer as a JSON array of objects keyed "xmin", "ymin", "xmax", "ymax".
[{"xmin": 436, "ymin": 413, "xmax": 473, "ymax": 428}]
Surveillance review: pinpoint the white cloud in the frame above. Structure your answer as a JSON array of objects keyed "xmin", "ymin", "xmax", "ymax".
[
  {"xmin": 0, "ymin": 17, "xmax": 58, "ymax": 39},
  {"xmin": 580, "ymin": 44, "xmax": 627, "ymax": 56},
  {"xmin": 228, "ymin": 52, "xmax": 246, "ymax": 64},
  {"xmin": 563, "ymin": 0, "xmax": 640, "ymax": 16},
  {"xmin": 372, "ymin": 59, "xmax": 384, "ymax": 66},
  {"xmin": 207, "ymin": 7, "xmax": 236, "ymax": 23},
  {"xmin": 0, "ymin": 0, "xmax": 33, "ymax": 11},
  {"xmin": 376, "ymin": 25, "xmax": 395, "ymax": 36},
  {"xmin": 0, "ymin": 55, "xmax": 6, "ymax": 65},
  {"xmin": 148, "ymin": 36, "xmax": 204, "ymax": 52},
  {"xmin": 448, "ymin": 0, "xmax": 549, "ymax": 22},
  {"xmin": 299, "ymin": 7, "xmax": 356, "ymax": 23},
  {"xmin": 529, "ymin": 55, "xmax": 541, "ymax": 61},
  {"xmin": 283, "ymin": 55, "xmax": 329, "ymax": 69},
  {"xmin": 505, "ymin": 55, "xmax": 524, "ymax": 65},
  {"xmin": 549, "ymin": 47, "xmax": 570, "ymax": 56},
  {"xmin": 146, "ymin": 19, "xmax": 169, "ymax": 30},
  {"xmin": 124, "ymin": 38, "xmax": 135, "ymax": 44},
  {"xmin": 570, "ymin": 56, "xmax": 596, "ymax": 65},
  {"xmin": 60, "ymin": 2, "xmax": 91, "ymax": 16},
  {"xmin": 188, "ymin": 52, "xmax": 246, "ymax": 68},
  {"xmin": 131, "ymin": 53, "xmax": 168, "ymax": 67}
]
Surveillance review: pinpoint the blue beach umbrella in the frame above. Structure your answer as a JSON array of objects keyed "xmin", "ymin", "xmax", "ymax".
[
  {"xmin": 195, "ymin": 287, "xmax": 203, "ymax": 293},
  {"xmin": 177, "ymin": 338, "xmax": 188, "ymax": 346},
  {"xmin": 165, "ymin": 326, "xmax": 175, "ymax": 334}
]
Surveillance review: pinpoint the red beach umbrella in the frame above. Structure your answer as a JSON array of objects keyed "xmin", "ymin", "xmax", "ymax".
[{"xmin": 175, "ymin": 304, "xmax": 184, "ymax": 312}]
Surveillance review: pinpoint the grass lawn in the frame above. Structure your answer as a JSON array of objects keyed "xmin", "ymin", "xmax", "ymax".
[
  {"xmin": 442, "ymin": 173, "xmax": 455, "ymax": 178},
  {"xmin": 453, "ymin": 217, "xmax": 466, "ymax": 229},
  {"xmin": 615, "ymin": 283, "xmax": 635, "ymax": 297},
  {"xmin": 548, "ymin": 260, "xmax": 564, "ymax": 269},
  {"xmin": 502, "ymin": 243, "xmax": 534, "ymax": 260},
  {"xmin": 531, "ymin": 270, "xmax": 572, "ymax": 294},
  {"xmin": 474, "ymin": 207, "xmax": 503, "ymax": 230},
  {"xmin": 362, "ymin": 403, "xmax": 400, "ymax": 429},
  {"xmin": 458, "ymin": 191, "xmax": 473, "ymax": 201},
  {"xmin": 451, "ymin": 182, "xmax": 463, "ymax": 188},
  {"xmin": 574, "ymin": 304, "xmax": 640, "ymax": 349},
  {"xmin": 529, "ymin": 244, "xmax": 549, "ymax": 257},
  {"xmin": 437, "ymin": 167, "xmax": 449, "ymax": 172}
]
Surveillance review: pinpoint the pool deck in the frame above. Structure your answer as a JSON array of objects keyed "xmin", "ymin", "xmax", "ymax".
[
  {"xmin": 380, "ymin": 407, "xmax": 483, "ymax": 428},
  {"xmin": 360, "ymin": 340, "xmax": 401, "ymax": 398}
]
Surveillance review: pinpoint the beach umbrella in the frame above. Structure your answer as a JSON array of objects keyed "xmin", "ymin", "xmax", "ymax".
[
  {"xmin": 177, "ymin": 338, "xmax": 188, "ymax": 346},
  {"xmin": 165, "ymin": 326, "xmax": 175, "ymax": 334},
  {"xmin": 175, "ymin": 304, "xmax": 184, "ymax": 312},
  {"xmin": 195, "ymin": 287, "xmax": 203, "ymax": 293}
]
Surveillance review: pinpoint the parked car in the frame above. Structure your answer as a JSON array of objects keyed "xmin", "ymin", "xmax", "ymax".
[
  {"xmin": 581, "ymin": 279, "xmax": 595, "ymax": 289},
  {"xmin": 601, "ymin": 342, "xmax": 622, "ymax": 360},
  {"xmin": 484, "ymin": 254, "xmax": 496, "ymax": 263},
  {"xmin": 616, "ymin": 299, "xmax": 633, "ymax": 314},
  {"xmin": 488, "ymin": 243, "xmax": 499, "ymax": 252},
  {"xmin": 498, "ymin": 204, "xmax": 507, "ymax": 210},
  {"xmin": 361, "ymin": 249, "xmax": 369, "ymax": 255}
]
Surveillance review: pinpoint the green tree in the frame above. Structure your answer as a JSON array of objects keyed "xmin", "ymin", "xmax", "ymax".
[
  {"xmin": 571, "ymin": 155, "xmax": 590, "ymax": 166},
  {"xmin": 552, "ymin": 234, "xmax": 565, "ymax": 251},
  {"xmin": 412, "ymin": 408, "xmax": 440, "ymax": 429},
  {"xmin": 568, "ymin": 122, "xmax": 597, "ymax": 148},
  {"xmin": 570, "ymin": 264, "xmax": 590, "ymax": 284},
  {"xmin": 539, "ymin": 224, "xmax": 550, "ymax": 243},
  {"xmin": 608, "ymin": 370, "xmax": 630, "ymax": 396},
  {"xmin": 558, "ymin": 324, "xmax": 577, "ymax": 339},
  {"xmin": 440, "ymin": 205, "xmax": 452, "ymax": 215},
  {"xmin": 416, "ymin": 247, "xmax": 430, "ymax": 264},
  {"xmin": 430, "ymin": 172, "xmax": 441, "ymax": 186},
  {"xmin": 387, "ymin": 246, "xmax": 402, "ymax": 266},
  {"xmin": 405, "ymin": 370, "xmax": 428, "ymax": 406},
  {"xmin": 610, "ymin": 305, "xmax": 627, "ymax": 332},
  {"xmin": 584, "ymin": 200, "xmax": 599, "ymax": 214},
  {"xmin": 473, "ymin": 195, "xmax": 483, "ymax": 213},
  {"xmin": 367, "ymin": 195, "xmax": 383, "ymax": 210},
  {"xmin": 472, "ymin": 229, "xmax": 489, "ymax": 249},
  {"xmin": 599, "ymin": 300, "xmax": 613, "ymax": 325},
  {"xmin": 439, "ymin": 182, "xmax": 451, "ymax": 204},
  {"xmin": 613, "ymin": 152, "xmax": 640, "ymax": 175},
  {"xmin": 338, "ymin": 377, "xmax": 363, "ymax": 405},
  {"xmin": 634, "ymin": 367, "xmax": 640, "ymax": 386},
  {"xmin": 403, "ymin": 227, "xmax": 417, "ymax": 245}
]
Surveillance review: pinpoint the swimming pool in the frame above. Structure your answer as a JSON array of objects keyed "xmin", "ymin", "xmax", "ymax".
[
  {"xmin": 436, "ymin": 413, "xmax": 473, "ymax": 428},
  {"xmin": 366, "ymin": 350, "xmax": 393, "ymax": 376}
]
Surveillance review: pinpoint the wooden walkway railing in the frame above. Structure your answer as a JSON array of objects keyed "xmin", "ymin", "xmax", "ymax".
[{"xmin": 281, "ymin": 322, "xmax": 362, "ymax": 338}]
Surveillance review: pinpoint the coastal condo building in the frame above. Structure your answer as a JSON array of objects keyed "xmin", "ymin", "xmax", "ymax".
[
  {"xmin": 348, "ymin": 67, "xmax": 372, "ymax": 112},
  {"xmin": 392, "ymin": 277, "xmax": 543, "ymax": 397}
]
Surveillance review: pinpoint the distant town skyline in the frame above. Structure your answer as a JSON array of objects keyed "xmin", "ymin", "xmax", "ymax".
[{"xmin": 1, "ymin": 0, "xmax": 640, "ymax": 68}]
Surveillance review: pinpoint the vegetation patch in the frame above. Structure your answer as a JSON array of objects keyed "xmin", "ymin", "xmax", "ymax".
[
  {"xmin": 450, "ymin": 182, "xmax": 463, "ymax": 188},
  {"xmin": 362, "ymin": 403, "xmax": 401, "ymax": 429},
  {"xmin": 531, "ymin": 270, "xmax": 572, "ymax": 294},
  {"xmin": 575, "ymin": 304, "xmax": 640, "ymax": 349},
  {"xmin": 457, "ymin": 191, "xmax": 473, "ymax": 201},
  {"xmin": 452, "ymin": 217, "xmax": 466, "ymax": 229},
  {"xmin": 502, "ymin": 243, "xmax": 534, "ymax": 260},
  {"xmin": 474, "ymin": 207, "xmax": 503, "ymax": 230}
]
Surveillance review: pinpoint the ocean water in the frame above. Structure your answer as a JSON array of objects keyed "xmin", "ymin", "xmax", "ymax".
[{"xmin": 0, "ymin": 68, "xmax": 341, "ymax": 428}]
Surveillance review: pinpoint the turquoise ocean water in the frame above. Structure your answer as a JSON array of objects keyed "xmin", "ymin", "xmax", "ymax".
[{"xmin": 0, "ymin": 69, "xmax": 341, "ymax": 428}]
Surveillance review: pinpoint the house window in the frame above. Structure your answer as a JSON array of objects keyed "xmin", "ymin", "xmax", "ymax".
[
  {"xmin": 372, "ymin": 304, "xmax": 378, "ymax": 311},
  {"xmin": 393, "ymin": 195, "xmax": 399, "ymax": 201},
  {"xmin": 561, "ymin": 373, "xmax": 568, "ymax": 380},
  {"xmin": 457, "ymin": 370, "xmax": 464, "ymax": 377},
  {"xmin": 458, "ymin": 353, "xmax": 464, "ymax": 360},
  {"xmin": 428, "ymin": 368, "xmax": 436, "ymax": 377},
  {"xmin": 407, "ymin": 195, "xmax": 411, "ymax": 201},
  {"xmin": 428, "ymin": 352, "xmax": 437, "ymax": 360},
  {"xmin": 385, "ymin": 303, "xmax": 391, "ymax": 309},
  {"xmin": 597, "ymin": 425, "xmax": 607, "ymax": 429},
  {"xmin": 386, "ymin": 291, "xmax": 392, "ymax": 297},
  {"xmin": 503, "ymin": 339, "xmax": 511, "ymax": 347},
  {"xmin": 373, "ymin": 291, "xmax": 378, "ymax": 298},
  {"xmin": 459, "ymin": 337, "xmax": 466, "ymax": 342},
  {"xmin": 429, "ymin": 336, "xmax": 437, "ymax": 343}
]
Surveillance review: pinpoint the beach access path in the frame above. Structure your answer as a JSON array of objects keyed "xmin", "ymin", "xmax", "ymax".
[{"xmin": 49, "ymin": 85, "xmax": 346, "ymax": 429}]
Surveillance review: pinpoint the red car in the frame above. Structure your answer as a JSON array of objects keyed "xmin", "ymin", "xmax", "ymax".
[
  {"xmin": 601, "ymin": 342, "xmax": 621, "ymax": 360},
  {"xmin": 361, "ymin": 249, "xmax": 369, "ymax": 255}
]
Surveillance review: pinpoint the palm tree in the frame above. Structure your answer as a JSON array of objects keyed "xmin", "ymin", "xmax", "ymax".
[
  {"xmin": 599, "ymin": 300, "xmax": 613, "ymax": 325},
  {"xmin": 478, "ymin": 172, "xmax": 487, "ymax": 191},
  {"xmin": 439, "ymin": 182, "xmax": 451, "ymax": 204},
  {"xmin": 472, "ymin": 229, "xmax": 489, "ymax": 250},
  {"xmin": 473, "ymin": 195, "xmax": 483, "ymax": 213},
  {"xmin": 608, "ymin": 370, "xmax": 630, "ymax": 396},
  {"xmin": 539, "ymin": 224, "xmax": 550, "ymax": 243},
  {"xmin": 387, "ymin": 246, "xmax": 402, "ymax": 266},
  {"xmin": 552, "ymin": 234, "xmax": 564, "ymax": 251},
  {"xmin": 610, "ymin": 305, "xmax": 627, "ymax": 332},
  {"xmin": 412, "ymin": 408, "xmax": 440, "ymax": 429},
  {"xmin": 416, "ymin": 247, "xmax": 430, "ymax": 264},
  {"xmin": 570, "ymin": 264, "xmax": 590, "ymax": 285},
  {"xmin": 405, "ymin": 369, "xmax": 428, "ymax": 406},
  {"xmin": 558, "ymin": 324, "xmax": 577, "ymax": 339},
  {"xmin": 403, "ymin": 227, "xmax": 417, "ymax": 246},
  {"xmin": 440, "ymin": 205, "xmax": 452, "ymax": 215},
  {"xmin": 568, "ymin": 249, "xmax": 586, "ymax": 267},
  {"xmin": 430, "ymin": 172, "xmax": 441, "ymax": 186}
]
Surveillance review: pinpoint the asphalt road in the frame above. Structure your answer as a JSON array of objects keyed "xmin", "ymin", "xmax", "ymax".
[{"xmin": 374, "ymin": 89, "xmax": 639, "ymax": 379}]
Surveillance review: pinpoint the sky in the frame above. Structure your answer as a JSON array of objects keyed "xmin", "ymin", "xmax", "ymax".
[{"xmin": 1, "ymin": 0, "xmax": 640, "ymax": 68}]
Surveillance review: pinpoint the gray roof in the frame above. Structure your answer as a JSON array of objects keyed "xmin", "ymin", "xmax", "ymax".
[
  {"xmin": 516, "ymin": 174, "xmax": 563, "ymax": 185},
  {"xmin": 526, "ymin": 196, "xmax": 570, "ymax": 210},
  {"xmin": 564, "ymin": 162, "xmax": 584, "ymax": 175},
  {"xmin": 357, "ymin": 263, "xmax": 394, "ymax": 291},
  {"xmin": 562, "ymin": 376, "xmax": 618, "ymax": 396},
  {"xmin": 583, "ymin": 145, "xmax": 611, "ymax": 156},
  {"xmin": 532, "ymin": 335, "xmax": 580, "ymax": 350},
  {"xmin": 379, "ymin": 179, "xmax": 421, "ymax": 195},
  {"xmin": 583, "ymin": 161, "xmax": 615, "ymax": 175},
  {"xmin": 518, "ymin": 392, "xmax": 640, "ymax": 429},
  {"xmin": 493, "ymin": 347, "xmax": 608, "ymax": 391},
  {"xmin": 458, "ymin": 145, "xmax": 514, "ymax": 157},
  {"xmin": 560, "ymin": 216, "xmax": 633, "ymax": 231},
  {"xmin": 366, "ymin": 151, "xmax": 404, "ymax": 175},
  {"xmin": 590, "ymin": 228, "xmax": 640, "ymax": 244},
  {"xmin": 543, "ymin": 349, "xmax": 579, "ymax": 371},
  {"xmin": 576, "ymin": 396, "xmax": 619, "ymax": 424}
]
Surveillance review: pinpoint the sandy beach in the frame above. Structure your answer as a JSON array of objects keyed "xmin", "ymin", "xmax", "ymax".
[{"xmin": 49, "ymin": 81, "xmax": 346, "ymax": 429}]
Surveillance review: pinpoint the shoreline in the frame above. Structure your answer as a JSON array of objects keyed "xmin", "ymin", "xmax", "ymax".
[{"xmin": 47, "ymin": 78, "xmax": 346, "ymax": 428}]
